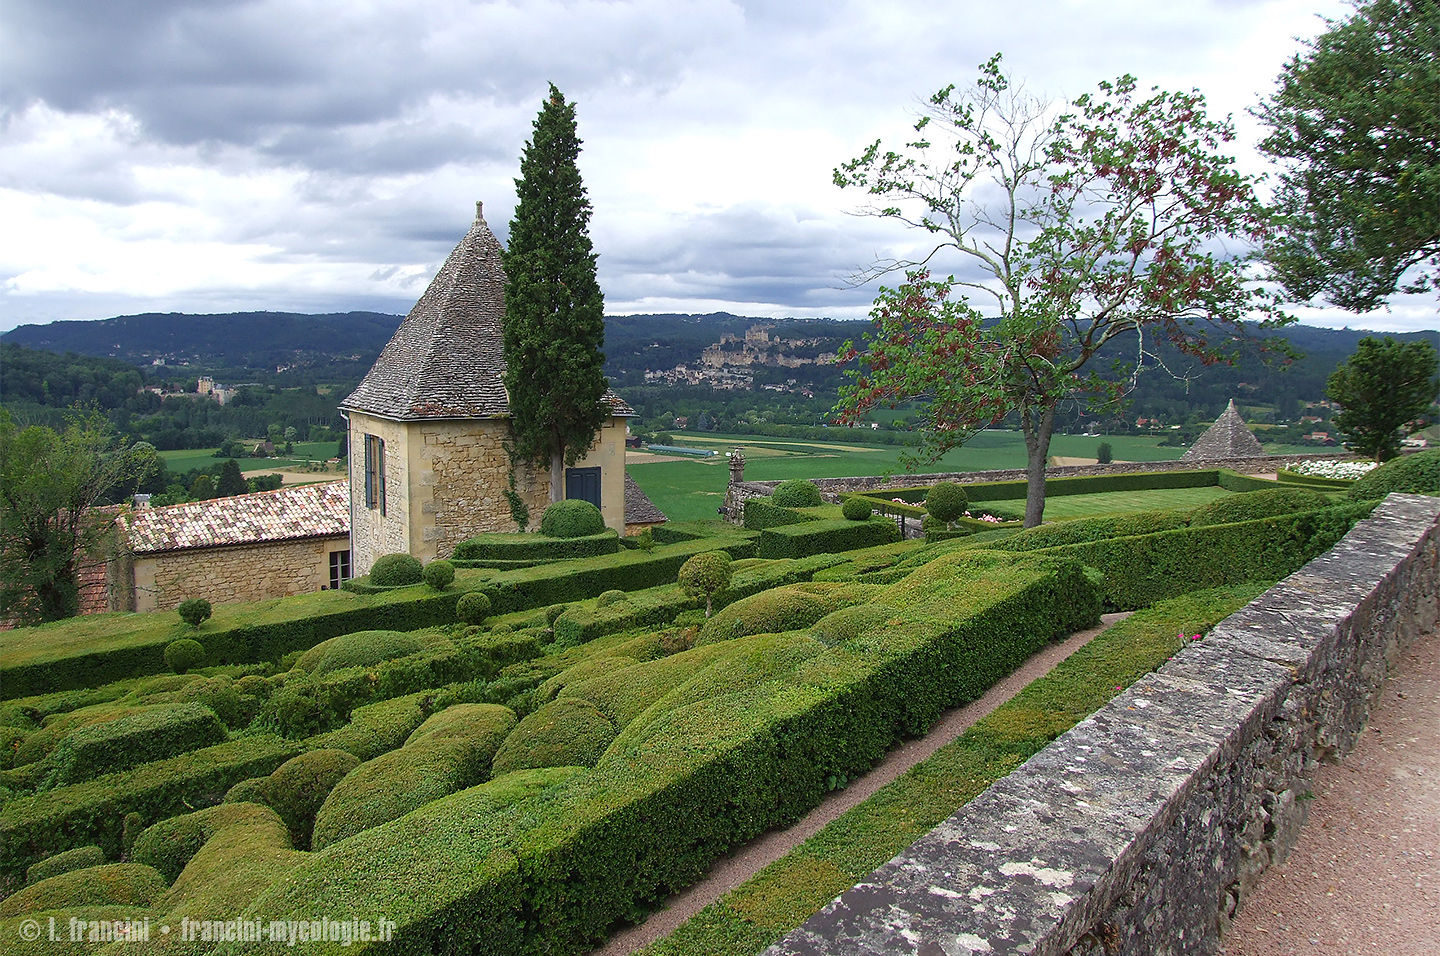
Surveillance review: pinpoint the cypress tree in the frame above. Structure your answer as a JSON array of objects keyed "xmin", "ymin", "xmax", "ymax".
[
  {"xmin": 503, "ymin": 83, "xmax": 608, "ymax": 502},
  {"xmin": 216, "ymin": 458, "xmax": 247, "ymax": 497}
]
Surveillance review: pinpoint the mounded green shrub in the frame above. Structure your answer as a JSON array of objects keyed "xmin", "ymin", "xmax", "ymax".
[
  {"xmin": 987, "ymin": 509, "xmax": 1192, "ymax": 551},
  {"xmin": 0, "ymin": 863, "xmax": 167, "ymax": 918},
  {"xmin": 37, "ymin": 703, "xmax": 227, "ymax": 789},
  {"xmin": 369, "ymin": 553, "xmax": 424, "ymax": 587},
  {"xmin": 925, "ymin": 482, "xmax": 969, "ymax": 523},
  {"xmin": 457, "ymin": 591, "xmax": 493, "ymax": 625},
  {"xmin": 540, "ymin": 499, "xmax": 606, "ymax": 539},
  {"xmin": 1348, "ymin": 449, "xmax": 1440, "ymax": 499},
  {"xmin": 25, "ymin": 845, "xmax": 105, "ymax": 885},
  {"xmin": 698, "ymin": 587, "xmax": 835, "ymax": 644},
  {"xmin": 131, "ymin": 801, "xmax": 297, "ymax": 905},
  {"xmin": 311, "ymin": 704, "xmax": 518, "ymax": 850},
  {"xmin": 252, "ymin": 749, "xmax": 361, "ymax": 847},
  {"xmin": 596, "ymin": 589, "xmax": 628, "ymax": 608},
  {"xmin": 0, "ymin": 734, "xmax": 304, "ymax": 878},
  {"xmin": 306, "ymin": 693, "xmax": 429, "ymax": 762},
  {"xmin": 452, "ymin": 531, "xmax": 620, "ymax": 566},
  {"xmin": 809, "ymin": 604, "xmax": 894, "ymax": 645},
  {"xmin": 677, "ymin": 550, "xmax": 733, "ymax": 616},
  {"xmin": 310, "ymin": 631, "xmax": 424, "ymax": 677},
  {"xmin": 772, "ymin": 479, "xmax": 823, "ymax": 508},
  {"xmin": 1189, "ymin": 487, "xmax": 1333, "ymax": 526},
  {"xmin": 175, "ymin": 675, "xmax": 252, "ymax": 727},
  {"xmin": 422, "ymin": 559, "xmax": 456, "ymax": 590},
  {"xmin": 176, "ymin": 599, "xmax": 213, "ymax": 629},
  {"xmin": 490, "ymin": 697, "xmax": 615, "ymax": 776},
  {"xmin": 552, "ymin": 585, "xmax": 699, "ymax": 646},
  {"xmin": 743, "ymin": 497, "xmax": 818, "ymax": 531},
  {"xmin": 841, "ymin": 497, "xmax": 873, "ymax": 521},
  {"xmin": 164, "ymin": 638, "xmax": 206, "ymax": 674},
  {"xmin": 535, "ymin": 657, "xmax": 639, "ymax": 705}
]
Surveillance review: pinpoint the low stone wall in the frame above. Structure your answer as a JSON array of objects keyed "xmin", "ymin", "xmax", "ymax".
[
  {"xmin": 767, "ymin": 492, "xmax": 1440, "ymax": 956},
  {"xmin": 722, "ymin": 454, "xmax": 1349, "ymax": 520}
]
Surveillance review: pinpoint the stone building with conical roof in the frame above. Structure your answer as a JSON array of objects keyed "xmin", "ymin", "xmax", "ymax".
[
  {"xmin": 340, "ymin": 203, "xmax": 636, "ymax": 574},
  {"xmin": 1181, "ymin": 399, "xmax": 1266, "ymax": 462}
]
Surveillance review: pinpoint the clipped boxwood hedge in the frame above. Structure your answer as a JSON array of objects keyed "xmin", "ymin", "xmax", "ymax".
[
  {"xmin": 757, "ymin": 517, "xmax": 901, "ymax": 559},
  {"xmin": 743, "ymin": 497, "xmax": 818, "ymax": 531},
  {"xmin": 34, "ymin": 703, "xmax": 227, "ymax": 790},
  {"xmin": 0, "ymin": 734, "xmax": 304, "ymax": 878},
  {"xmin": 218, "ymin": 552, "xmax": 1100, "ymax": 956},
  {"xmin": 452, "ymin": 531, "xmax": 620, "ymax": 566}
]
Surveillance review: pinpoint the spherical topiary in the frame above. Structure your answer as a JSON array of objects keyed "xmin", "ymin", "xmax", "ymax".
[
  {"xmin": 925, "ymin": 482, "xmax": 969, "ymax": 523},
  {"xmin": 1189, "ymin": 487, "xmax": 1333, "ymax": 526},
  {"xmin": 164, "ymin": 639, "xmax": 206, "ymax": 675},
  {"xmin": 176, "ymin": 599, "xmax": 212, "ymax": 628},
  {"xmin": 772, "ymin": 479, "xmax": 822, "ymax": 508},
  {"xmin": 539, "ymin": 499, "xmax": 606, "ymax": 538},
  {"xmin": 422, "ymin": 559, "xmax": 455, "ymax": 590},
  {"xmin": 596, "ymin": 589, "xmax": 628, "ymax": 609},
  {"xmin": 1348, "ymin": 449, "xmax": 1440, "ymax": 500},
  {"xmin": 370, "ymin": 553, "xmax": 423, "ymax": 587},
  {"xmin": 677, "ymin": 551, "xmax": 733, "ymax": 616},
  {"xmin": 457, "ymin": 591, "xmax": 492, "ymax": 625},
  {"xmin": 313, "ymin": 631, "xmax": 424, "ymax": 676},
  {"xmin": 841, "ymin": 497, "xmax": 873, "ymax": 521}
]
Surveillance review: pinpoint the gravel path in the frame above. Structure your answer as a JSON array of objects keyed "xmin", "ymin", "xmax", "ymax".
[
  {"xmin": 591, "ymin": 612, "xmax": 1132, "ymax": 956},
  {"xmin": 1222, "ymin": 625, "xmax": 1440, "ymax": 956}
]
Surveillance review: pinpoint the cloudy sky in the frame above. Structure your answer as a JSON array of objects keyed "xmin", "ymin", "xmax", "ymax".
[{"xmin": 1, "ymin": 0, "xmax": 1433, "ymax": 335}]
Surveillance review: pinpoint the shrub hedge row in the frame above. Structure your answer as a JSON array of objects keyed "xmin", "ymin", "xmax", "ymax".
[
  {"xmin": 34, "ymin": 703, "xmax": 227, "ymax": 790},
  {"xmin": 218, "ymin": 551, "xmax": 1101, "ymax": 956},
  {"xmin": 743, "ymin": 497, "xmax": 818, "ymax": 531},
  {"xmin": 0, "ymin": 734, "xmax": 304, "ymax": 878},
  {"xmin": 451, "ymin": 531, "xmax": 621, "ymax": 566},
  {"xmin": 4, "ymin": 536, "xmax": 756, "ymax": 698},
  {"xmin": 1276, "ymin": 468, "xmax": 1354, "ymax": 490},
  {"xmin": 757, "ymin": 517, "xmax": 901, "ymax": 559}
]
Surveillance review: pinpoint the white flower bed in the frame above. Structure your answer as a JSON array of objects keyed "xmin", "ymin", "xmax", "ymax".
[{"xmin": 1287, "ymin": 459, "xmax": 1378, "ymax": 480}]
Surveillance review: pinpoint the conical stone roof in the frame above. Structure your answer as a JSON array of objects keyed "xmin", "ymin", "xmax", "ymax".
[
  {"xmin": 341, "ymin": 203, "xmax": 511, "ymax": 421},
  {"xmin": 1181, "ymin": 399, "xmax": 1266, "ymax": 461}
]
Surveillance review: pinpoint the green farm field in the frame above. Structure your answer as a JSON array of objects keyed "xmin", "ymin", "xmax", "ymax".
[
  {"xmin": 626, "ymin": 429, "xmax": 1311, "ymax": 523},
  {"xmin": 159, "ymin": 441, "xmax": 343, "ymax": 474}
]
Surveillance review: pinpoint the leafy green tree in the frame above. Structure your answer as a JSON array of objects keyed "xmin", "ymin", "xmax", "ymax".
[
  {"xmin": 216, "ymin": 458, "xmax": 248, "ymax": 497},
  {"xmin": 0, "ymin": 409, "xmax": 156, "ymax": 624},
  {"xmin": 1257, "ymin": 0, "xmax": 1439, "ymax": 311},
  {"xmin": 503, "ymin": 84, "xmax": 609, "ymax": 502},
  {"xmin": 1326, "ymin": 336, "xmax": 1439, "ymax": 461},
  {"xmin": 832, "ymin": 57, "xmax": 1286, "ymax": 526}
]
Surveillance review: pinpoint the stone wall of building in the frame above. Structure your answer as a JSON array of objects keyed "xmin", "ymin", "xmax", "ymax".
[
  {"xmin": 349, "ymin": 410, "xmax": 631, "ymax": 574},
  {"xmin": 768, "ymin": 493, "xmax": 1440, "ymax": 956},
  {"xmin": 131, "ymin": 535, "xmax": 351, "ymax": 613}
]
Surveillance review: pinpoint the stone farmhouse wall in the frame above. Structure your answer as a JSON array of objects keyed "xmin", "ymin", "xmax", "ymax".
[
  {"xmin": 347, "ymin": 411, "xmax": 629, "ymax": 574},
  {"xmin": 124, "ymin": 534, "xmax": 352, "ymax": 614},
  {"xmin": 767, "ymin": 492, "xmax": 1440, "ymax": 956}
]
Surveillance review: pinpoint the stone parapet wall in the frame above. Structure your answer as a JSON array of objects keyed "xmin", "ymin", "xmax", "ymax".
[{"xmin": 768, "ymin": 492, "xmax": 1440, "ymax": 956}]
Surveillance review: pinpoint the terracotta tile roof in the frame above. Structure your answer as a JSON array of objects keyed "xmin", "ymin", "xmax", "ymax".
[
  {"xmin": 340, "ymin": 203, "xmax": 633, "ymax": 421},
  {"xmin": 122, "ymin": 480, "xmax": 350, "ymax": 554},
  {"xmin": 624, "ymin": 471, "xmax": 666, "ymax": 524}
]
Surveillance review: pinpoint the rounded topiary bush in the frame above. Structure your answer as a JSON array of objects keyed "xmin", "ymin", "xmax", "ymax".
[
  {"xmin": 1348, "ymin": 449, "xmax": 1440, "ymax": 500},
  {"xmin": 772, "ymin": 478, "xmax": 822, "ymax": 508},
  {"xmin": 697, "ymin": 587, "xmax": 830, "ymax": 645},
  {"xmin": 422, "ymin": 559, "xmax": 455, "ymax": 590},
  {"xmin": 0, "ymin": 863, "xmax": 168, "ymax": 918},
  {"xmin": 457, "ymin": 591, "xmax": 492, "ymax": 625},
  {"xmin": 809, "ymin": 604, "xmax": 892, "ymax": 645},
  {"xmin": 596, "ymin": 589, "xmax": 628, "ymax": 609},
  {"xmin": 176, "ymin": 598, "xmax": 212, "ymax": 628},
  {"xmin": 489, "ymin": 697, "xmax": 616, "ymax": 776},
  {"xmin": 26, "ymin": 845, "xmax": 106, "ymax": 885},
  {"xmin": 925, "ymin": 482, "xmax": 969, "ymax": 523},
  {"xmin": 544, "ymin": 603, "xmax": 570, "ymax": 627},
  {"xmin": 312, "ymin": 630, "xmax": 424, "ymax": 677},
  {"xmin": 1189, "ymin": 487, "xmax": 1333, "ymax": 526},
  {"xmin": 263, "ymin": 748, "xmax": 362, "ymax": 847},
  {"xmin": 370, "ymin": 552, "xmax": 424, "ymax": 587},
  {"xmin": 841, "ymin": 497, "xmax": 873, "ymax": 521},
  {"xmin": 164, "ymin": 638, "xmax": 206, "ymax": 674},
  {"xmin": 677, "ymin": 550, "xmax": 733, "ymax": 616},
  {"xmin": 539, "ymin": 499, "xmax": 606, "ymax": 539}
]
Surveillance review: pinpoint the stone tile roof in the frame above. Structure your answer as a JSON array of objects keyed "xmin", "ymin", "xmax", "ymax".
[
  {"xmin": 624, "ymin": 471, "xmax": 666, "ymax": 524},
  {"xmin": 341, "ymin": 202, "xmax": 633, "ymax": 421},
  {"xmin": 122, "ymin": 480, "xmax": 350, "ymax": 554},
  {"xmin": 1181, "ymin": 399, "xmax": 1267, "ymax": 461}
]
